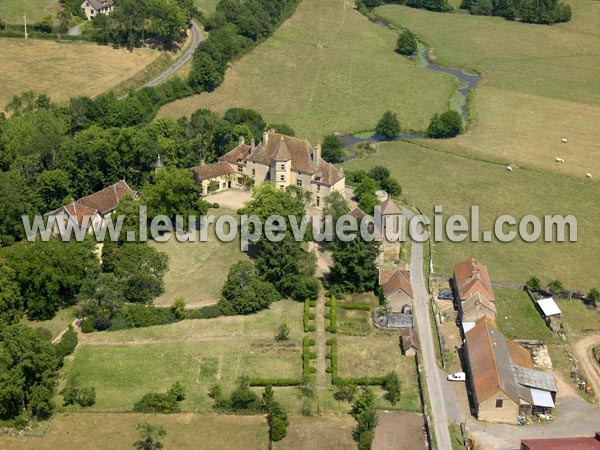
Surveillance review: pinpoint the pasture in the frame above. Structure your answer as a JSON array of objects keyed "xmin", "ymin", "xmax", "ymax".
[
  {"xmin": 343, "ymin": 140, "xmax": 600, "ymax": 291},
  {"xmin": 194, "ymin": 0, "xmax": 220, "ymax": 16},
  {"xmin": 149, "ymin": 207, "xmax": 248, "ymax": 307},
  {"xmin": 0, "ymin": 38, "xmax": 160, "ymax": 111},
  {"xmin": 68, "ymin": 300, "xmax": 304, "ymax": 411},
  {"xmin": 157, "ymin": 0, "xmax": 456, "ymax": 141},
  {"xmin": 0, "ymin": 0, "xmax": 60, "ymax": 25},
  {"xmin": 272, "ymin": 415, "xmax": 355, "ymax": 450},
  {"xmin": 493, "ymin": 287, "xmax": 552, "ymax": 341},
  {"xmin": 374, "ymin": 0, "xmax": 600, "ymax": 177},
  {"xmin": 0, "ymin": 413, "xmax": 268, "ymax": 450}
]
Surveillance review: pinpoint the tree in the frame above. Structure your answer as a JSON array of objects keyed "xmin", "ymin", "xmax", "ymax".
[
  {"xmin": 354, "ymin": 177, "xmax": 378, "ymax": 215},
  {"xmin": 329, "ymin": 238, "xmax": 380, "ymax": 293},
  {"xmin": 375, "ymin": 111, "xmax": 400, "ymax": 140},
  {"xmin": 350, "ymin": 387, "xmax": 378, "ymax": 448},
  {"xmin": 57, "ymin": 9, "xmax": 72, "ymax": 34},
  {"xmin": 588, "ymin": 289, "xmax": 600, "ymax": 308},
  {"xmin": 280, "ymin": 273, "xmax": 320, "ymax": 301},
  {"xmin": 223, "ymin": 108, "xmax": 266, "ymax": 142},
  {"xmin": 0, "ymin": 325, "xmax": 59, "ymax": 420},
  {"xmin": 470, "ymin": 0, "xmax": 493, "ymax": 15},
  {"xmin": 267, "ymin": 123, "xmax": 295, "ymax": 136},
  {"xmin": 0, "ymin": 260, "xmax": 23, "ymax": 327},
  {"xmin": 275, "ymin": 323, "xmax": 290, "ymax": 342},
  {"xmin": 60, "ymin": 375, "xmax": 96, "ymax": 407},
  {"xmin": 229, "ymin": 376, "xmax": 260, "ymax": 412},
  {"xmin": 262, "ymin": 385, "xmax": 274, "ymax": 411},
  {"xmin": 547, "ymin": 279, "xmax": 564, "ymax": 296},
  {"xmin": 189, "ymin": 52, "xmax": 225, "ymax": 92},
  {"xmin": 168, "ymin": 382, "xmax": 186, "ymax": 401},
  {"xmin": 239, "ymin": 183, "xmax": 306, "ymax": 225},
  {"xmin": 323, "ymin": 191, "xmax": 350, "ymax": 224},
  {"xmin": 78, "ymin": 272, "xmax": 125, "ymax": 319},
  {"xmin": 321, "ymin": 134, "xmax": 345, "ymax": 162},
  {"xmin": 526, "ymin": 276, "xmax": 542, "ymax": 292},
  {"xmin": 396, "ymin": 30, "xmax": 417, "ymax": 56},
  {"xmin": 219, "ymin": 261, "xmax": 281, "ymax": 315},
  {"xmin": 36, "ymin": 169, "xmax": 72, "ymax": 211},
  {"xmin": 108, "ymin": 244, "xmax": 169, "ymax": 304},
  {"xmin": 133, "ymin": 422, "xmax": 166, "ymax": 450},
  {"xmin": 0, "ymin": 170, "xmax": 41, "ymax": 246},
  {"xmin": 268, "ymin": 401, "xmax": 289, "ymax": 441},
  {"xmin": 427, "ymin": 111, "xmax": 462, "ymax": 138},
  {"xmin": 382, "ymin": 371, "xmax": 401, "ymax": 405},
  {"xmin": 333, "ymin": 379, "xmax": 357, "ymax": 402},
  {"xmin": 171, "ymin": 297, "xmax": 186, "ymax": 320}
]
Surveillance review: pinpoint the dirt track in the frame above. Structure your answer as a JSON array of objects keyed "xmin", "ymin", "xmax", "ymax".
[{"xmin": 573, "ymin": 335, "xmax": 600, "ymax": 397}]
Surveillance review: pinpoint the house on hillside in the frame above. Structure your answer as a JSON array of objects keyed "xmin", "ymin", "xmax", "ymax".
[
  {"xmin": 81, "ymin": 0, "xmax": 114, "ymax": 20},
  {"xmin": 521, "ymin": 432, "xmax": 600, "ymax": 450},
  {"xmin": 464, "ymin": 317, "xmax": 557, "ymax": 423},
  {"xmin": 379, "ymin": 268, "xmax": 413, "ymax": 314},
  {"xmin": 45, "ymin": 180, "xmax": 136, "ymax": 235},
  {"xmin": 194, "ymin": 131, "xmax": 345, "ymax": 206}
]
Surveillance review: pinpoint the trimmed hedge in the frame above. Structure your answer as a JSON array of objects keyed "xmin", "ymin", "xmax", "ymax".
[
  {"xmin": 55, "ymin": 326, "xmax": 78, "ymax": 359},
  {"xmin": 121, "ymin": 304, "xmax": 178, "ymax": 328},
  {"xmin": 303, "ymin": 335, "xmax": 316, "ymax": 375},
  {"xmin": 338, "ymin": 304, "xmax": 371, "ymax": 311},
  {"xmin": 325, "ymin": 296, "xmax": 337, "ymax": 334},
  {"xmin": 248, "ymin": 378, "xmax": 303, "ymax": 387},
  {"xmin": 303, "ymin": 299, "xmax": 314, "ymax": 333}
]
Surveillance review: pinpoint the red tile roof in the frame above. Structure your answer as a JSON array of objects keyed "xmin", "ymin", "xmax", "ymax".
[
  {"xmin": 379, "ymin": 269, "xmax": 413, "ymax": 298},
  {"xmin": 454, "ymin": 257, "xmax": 495, "ymax": 302},
  {"xmin": 521, "ymin": 433, "xmax": 600, "ymax": 450}
]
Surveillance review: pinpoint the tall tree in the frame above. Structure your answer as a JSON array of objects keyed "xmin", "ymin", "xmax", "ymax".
[
  {"xmin": 0, "ymin": 260, "xmax": 23, "ymax": 327},
  {"xmin": 375, "ymin": 111, "xmax": 400, "ymax": 140}
]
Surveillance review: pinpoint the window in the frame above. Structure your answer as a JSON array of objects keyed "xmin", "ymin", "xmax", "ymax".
[
  {"xmin": 297, "ymin": 180, "xmax": 303, "ymax": 187},
  {"xmin": 238, "ymin": 165, "xmax": 243, "ymax": 173},
  {"xmin": 495, "ymin": 399, "xmax": 503, "ymax": 408},
  {"xmin": 280, "ymin": 164, "xmax": 285, "ymax": 170},
  {"xmin": 280, "ymin": 175, "xmax": 285, "ymax": 181},
  {"xmin": 316, "ymin": 185, "xmax": 321, "ymax": 192},
  {"xmin": 252, "ymin": 169, "xmax": 255, "ymax": 176}
]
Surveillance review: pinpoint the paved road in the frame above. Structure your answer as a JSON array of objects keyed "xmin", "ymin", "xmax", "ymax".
[
  {"xmin": 404, "ymin": 207, "xmax": 460, "ymax": 450},
  {"xmin": 145, "ymin": 20, "xmax": 203, "ymax": 87}
]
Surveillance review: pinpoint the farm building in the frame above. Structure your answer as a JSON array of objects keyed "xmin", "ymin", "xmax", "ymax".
[
  {"xmin": 378, "ymin": 269, "xmax": 413, "ymax": 314},
  {"xmin": 400, "ymin": 328, "xmax": 419, "ymax": 357},
  {"xmin": 464, "ymin": 317, "xmax": 557, "ymax": 423},
  {"xmin": 536, "ymin": 297, "xmax": 562, "ymax": 331},
  {"xmin": 460, "ymin": 292, "xmax": 497, "ymax": 323},
  {"xmin": 81, "ymin": 0, "xmax": 114, "ymax": 20},
  {"xmin": 197, "ymin": 131, "xmax": 345, "ymax": 206},
  {"xmin": 45, "ymin": 180, "xmax": 136, "ymax": 235},
  {"xmin": 453, "ymin": 257, "xmax": 495, "ymax": 303},
  {"xmin": 521, "ymin": 432, "xmax": 600, "ymax": 449}
]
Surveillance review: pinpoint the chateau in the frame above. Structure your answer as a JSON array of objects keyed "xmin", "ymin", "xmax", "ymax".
[{"xmin": 191, "ymin": 130, "xmax": 345, "ymax": 206}]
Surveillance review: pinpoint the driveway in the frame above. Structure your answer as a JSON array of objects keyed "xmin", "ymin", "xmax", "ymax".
[
  {"xmin": 145, "ymin": 20, "xmax": 203, "ymax": 87},
  {"xmin": 204, "ymin": 190, "xmax": 251, "ymax": 211},
  {"xmin": 404, "ymin": 207, "xmax": 461, "ymax": 450}
]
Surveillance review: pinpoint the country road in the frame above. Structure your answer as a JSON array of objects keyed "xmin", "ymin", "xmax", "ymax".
[
  {"xmin": 145, "ymin": 20, "xmax": 203, "ymax": 87},
  {"xmin": 574, "ymin": 335, "xmax": 600, "ymax": 397},
  {"xmin": 404, "ymin": 207, "xmax": 460, "ymax": 450}
]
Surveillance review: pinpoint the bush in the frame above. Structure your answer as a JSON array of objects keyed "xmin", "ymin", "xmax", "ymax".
[
  {"xmin": 93, "ymin": 315, "xmax": 112, "ymax": 331},
  {"xmin": 81, "ymin": 318, "xmax": 94, "ymax": 333},
  {"xmin": 36, "ymin": 327, "xmax": 53, "ymax": 342},
  {"xmin": 171, "ymin": 297, "xmax": 186, "ymax": 320},
  {"xmin": 275, "ymin": 323, "xmax": 290, "ymax": 342},
  {"xmin": 212, "ymin": 202, "xmax": 220, "ymax": 208},
  {"xmin": 382, "ymin": 371, "xmax": 401, "ymax": 405},
  {"xmin": 427, "ymin": 111, "xmax": 462, "ymax": 138},
  {"xmin": 358, "ymin": 430, "xmax": 375, "ymax": 450},
  {"xmin": 121, "ymin": 304, "xmax": 178, "ymax": 328},
  {"xmin": 396, "ymin": 30, "xmax": 417, "ymax": 56},
  {"xmin": 77, "ymin": 386, "xmax": 96, "ymax": 407},
  {"xmin": 269, "ymin": 402, "xmax": 289, "ymax": 441},
  {"xmin": 55, "ymin": 326, "xmax": 78, "ymax": 359},
  {"xmin": 526, "ymin": 276, "xmax": 542, "ymax": 292},
  {"xmin": 375, "ymin": 111, "xmax": 400, "ymax": 140},
  {"xmin": 134, "ymin": 392, "xmax": 180, "ymax": 414},
  {"xmin": 248, "ymin": 378, "xmax": 303, "ymax": 387},
  {"xmin": 200, "ymin": 305, "xmax": 222, "ymax": 318},
  {"xmin": 334, "ymin": 379, "xmax": 358, "ymax": 402},
  {"xmin": 61, "ymin": 376, "xmax": 96, "ymax": 407},
  {"xmin": 338, "ymin": 304, "xmax": 371, "ymax": 311},
  {"xmin": 168, "ymin": 382, "xmax": 186, "ymax": 401}
]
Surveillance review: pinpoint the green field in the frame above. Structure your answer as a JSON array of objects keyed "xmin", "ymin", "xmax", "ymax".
[
  {"xmin": 272, "ymin": 415, "xmax": 355, "ymax": 450},
  {"xmin": 194, "ymin": 0, "xmax": 220, "ymax": 16},
  {"xmin": 557, "ymin": 298, "xmax": 600, "ymax": 340},
  {"xmin": 494, "ymin": 287, "xmax": 552, "ymax": 341},
  {"xmin": 374, "ymin": 0, "xmax": 600, "ymax": 177},
  {"xmin": 158, "ymin": 0, "xmax": 456, "ymax": 141},
  {"xmin": 0, "ymin": 413, "xmax": 268, "ymax": 450},
  {"xmin": 150, "ymin": 208, "xmax": 248, "ymax": 307},
  {"xmin": 21, "ymin": 307, "xmax": 74, "ymax": 340},
  {"xmin": 0, "ymin": 0, "xmax": 60, "ymax": 25},
  {"xmin": 68, "ymin": 300, "xmax": 303, "ymax": 411},
  {"xmin": 343, "ymin": 141, "xmax": 600, "ymax": 291}
]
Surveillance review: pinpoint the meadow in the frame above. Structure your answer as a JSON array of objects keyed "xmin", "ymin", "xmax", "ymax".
[
  {"xmin": 343, "ymin": 140, "xmax": 600, "ymax": 291},
  {"xmin": 149, "ymin": 208, "xmax": 248, "ymax": 307},
  {"xmin": 0, "ymin": 0, "xmax": 60, "ymax": 25},
  {"xmin": 68, "ymin": 300, "xmax": 304, "ymax": 411},
  {"xmin": 158, "ymin": 0, "xmax": 456, "ymax": 141},
  {"xmin": 194, "ymin": 0, "xmax": 220, "ymax": 16},
  {"xmin": 0, "ymin": 38, "xmax": 160, "ymax": 111},
  {"xmin": 493, "ymin": 287, "xmax": 552, "ymax": 341},
  {"xmin": 374, "ymin": 0, "xmax": 600, "ymax": 177}
]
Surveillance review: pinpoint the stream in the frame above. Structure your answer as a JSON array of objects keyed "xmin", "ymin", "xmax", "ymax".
[{"xmin": 340, "ymin": 17, "xmax": 482, "ymax": 149}]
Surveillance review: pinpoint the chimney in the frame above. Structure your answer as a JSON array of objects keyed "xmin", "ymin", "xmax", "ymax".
[
  {"xmin": 238, "ymin": 135, "xmax": 245, "ymax": 146},
  {"xmin": 251, "ymin": 138, "xmax": 255, "ymax": 152},
  {"xmin": 263, "ymin": 131, "xmax": 269, "ymax": 148},
  {"xmin": 313, "ymin": 144, "xmax": 322, "ymax": 166}
]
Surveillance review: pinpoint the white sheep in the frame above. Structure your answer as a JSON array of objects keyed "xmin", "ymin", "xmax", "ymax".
[
  {"xmin": 506, "ymin": 166, "xmax": 513, "ymax": 172},
  {"xmin": 555, "ymin": 157, "xmax": 564, "ymax": 163},
  {"xmin": 561, "ymin": 138, "xmax": 568, "ymax": 143},
  {"xmin": 586, "ymin": 173, "xmax": 593, "ymax": 179}
]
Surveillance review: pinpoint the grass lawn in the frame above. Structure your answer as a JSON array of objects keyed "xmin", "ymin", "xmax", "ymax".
[
  {"xmin": 0, "ymin": 413, "xmax": 268, "ymax": 450},
  {"xmin": 342, "ymin": 141, "xmax": 600, "ymax": 291},
  {"xmin": 374, "ymin": 0, "xmax": 600, "ymax": 177},
  {"xmin": 157, "ymin": 0, "xmax": 456, "ymax": 141},
  {"xmin": 494, "ymin": 287, "xmax": 552, "ymax": 341},
  {"xmin": 0, "ymin": 38, "xmax": 160, "ymax": 111},
  {"xmin": 21, "ymin": 307, "xmax": 74, "ymax": 340},
  {"xmin": 193, "ymin": 0, "xmax": 220, "ymax": 16},
  {"xmin": 68, "ymin": 300, "xmax": 303, "ymax": 411},
  {"xmin": 272, "ymin": 415, "xmax": 355, "ymax": 450},
  {"xmin": 0, "ymin": 0, "xmax": 61, "ymax": 25},
  {"xmin": 337, "ymin": 335, "xmax": 421, "ymax": 412},
  {"xmin": 448, "ymin": 423, "xmax": 463, "ymax": 450},
  {"xmin": 150, "ymin": 207, "xmax": 248, "ymax": 307},
  {"xmin": 557, "ymin": 299, "xmax": 600, "ymax": 341}
]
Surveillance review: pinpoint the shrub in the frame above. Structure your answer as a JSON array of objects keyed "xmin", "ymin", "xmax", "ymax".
[
  {"xmin": 121, "ymin": 304, "xmax": 177, "ymax": 328},
  {"xmin": 375, "ymin": 111, "xmax": 400, "ymax": 140},
  {"xmin": 200, "ymin": 305, "xmax": 222, "ymax": 318},
  {"xmin": 275, "ymin": 323, "xmax": 290, "ymax": 342},
  {"xmin": 77, "ymin": 386, "xmax": 96, "ymax": 407},
  {"xmin": 212, "ymin": 202, "xmax": 220, "ymax": 208},
  {"xmin": 171, "ymin": 297, "xmax": 186, "ymax": 320},
  {"xmin": 81, "ymin": 318, "xmax": 94, "ymax": 333},
  {"xmin": 93, "ymin": 315, "xmax": 112, "ymax": 331},
  {"xmin": 61, "ymin": 376, "xmax": 96, "ymax": 407},
  {"xmin": 588, "ymin": 288, "xmax": 600, "ymax": 308},
  {"xmin": 268, "ymin": 402, "xmax": 289, "ymax": 441},
  {"xmin": 134, "ymin": 392, "xmax": 180, "ymax": 414},
  {"xmin": 168, "ymin": 382, "xmax": 186, "ymax": 401},
  {"xmin": 338, "ymin": 304, "xmax": 371, "ymax": 311},
  {"xmin": 548, "ymin": 279, "xmax": 564, "ymax": 296},
  {"xmin": 248, "ymin": 378, "xmax": 303, "ymax": 387},
  {"xmin": 35, "ymin": 327, "xmax": 53, "ymax": 342},
  {"xmin": 396, "ymin": 30, "xmax": 417, "ymax": 56},
  {"xmin": 382, "ymin": 371, "xmax": 401, "ymax": 405},
  {"xmin": 334, "ymin": 379, "xmax": 358, "ymax": 402},
  {"xmin": 427, "ymin": 111, "xmax": 462, "ymax": 138},
  {"xmin": 526, "ymin": 276, "xmax": 542, "ymax": 292},
  {"xmin": 55, "ymin": 326, "xmax": 78, "ymax": 359},
  {"xmin": 230, "ymin": 385, "xmax": 261, "ymax": 412},
  {"xmin": 358, "ymin": 430, "xmax": 375, "ymax": 450}
]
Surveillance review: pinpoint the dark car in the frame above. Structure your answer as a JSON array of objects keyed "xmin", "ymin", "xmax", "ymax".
[{"xmin": 437, "ymin": 292, "xmax": 454, "ymax": 300}]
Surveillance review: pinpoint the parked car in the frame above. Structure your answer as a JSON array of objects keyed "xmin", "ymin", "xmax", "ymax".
[
  {"xmin": 438, "ymin": 292, "xmax": 454, "ymax": 300},
  {"xmin": 447, "ymin": 372, "xmax": 466, "ymax": 382}
]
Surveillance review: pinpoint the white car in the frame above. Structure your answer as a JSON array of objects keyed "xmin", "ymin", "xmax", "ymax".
[{"xmin": 447, "ymin": 372, "xmax": 466, "ymax": 382}]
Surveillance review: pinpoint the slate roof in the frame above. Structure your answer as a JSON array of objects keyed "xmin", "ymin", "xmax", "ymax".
[
  {"xmin": 512, "ymin": 365, "xmax": 557, "ymax": 393},
  {"xmin": 191, "ymin": 162, "xmax": 236, "ymax": 181},
  {"xmin": 454, "ymin": 257, "xmax": 495, "ymax": 302},
  {"xmin": 85, "ymin": 0, "xmax": 114, "ymax": 10}
]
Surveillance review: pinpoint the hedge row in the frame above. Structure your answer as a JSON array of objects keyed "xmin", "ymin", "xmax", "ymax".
[
  {"xmin": 337, "ymin": 303, "xmax": 371, "ymax": 311},
  {"xmin": 248, "ymin": 378, "xmax": 303, "ymax": 387},
  {"xmin": 303, "ymin": 299, "xmax": 315, "ymax": 332},
  {"xmin": 325, "ymin": 296, "xmax": 337, "ymax": 334},
  {"xmin": 303, "ymin": 335, "xmax": 316, "ymax": 375}
]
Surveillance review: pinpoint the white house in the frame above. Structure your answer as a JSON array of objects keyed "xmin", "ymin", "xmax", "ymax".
[{"xmin": 81, "ymin": 0, "xmax": 114, "ymax": 20}]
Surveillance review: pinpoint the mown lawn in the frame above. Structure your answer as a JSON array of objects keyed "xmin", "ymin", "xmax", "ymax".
[
  {"xmin": 158, "ymin": 0, "xmax": 456, "ymax": 141},
  {"xmin": 0, "ymin": 39, "xmax": 160, "ymax": 111},
  {"xmin": 68, "ymin": 300, "xmax": 303, "ymax": 411},
  {"xmin": 343, "ymin": 141, "xmax": 600, "ymax": 291},
  {"xmin": 193, "ymin": 0, "xmax": 220, "ymax": 16},
  {"xmin": 272, "ymin": 415, "xmax": 355, "ymax": 450},
  {"xmin": 21, "ymin": 307, "xmax": 74, "ymax": 340},
  {"xmin": 0, "ymin": 0, "xmax": 61, "ymax": 24},
  {"xmin": 0, "ymin": 413, "xmax": 268, "ymax": 450},
  {"xmin": 374, "ymin": 0, "xmax": 600, "ymax": 177},
  {"xmin": 494, "ymin": 287, "xmax": 552, "ymax": 341},
  {"xmin": 149, "ymin": 207, "xmax": 248, "ymax": 307},
  {"xmin": 557, "ymin": 298, "xmax": 600, "ymax": 341}
]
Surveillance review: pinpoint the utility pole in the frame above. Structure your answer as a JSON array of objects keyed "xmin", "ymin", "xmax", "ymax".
[{"xmin": 24, "ymin": 14, "xmax": 28, "ymax": 39}]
